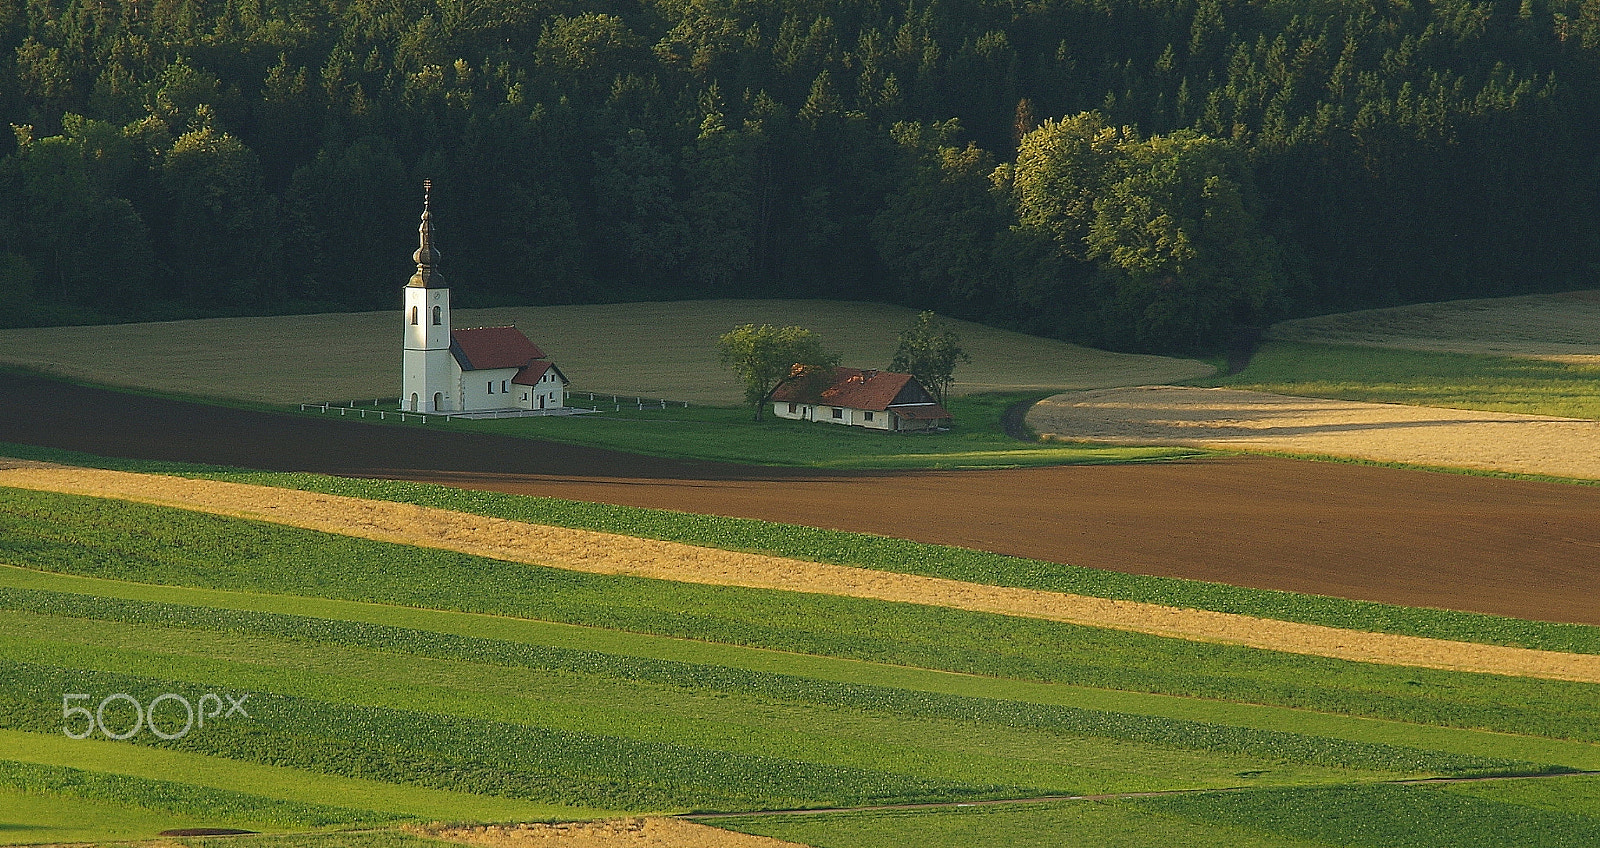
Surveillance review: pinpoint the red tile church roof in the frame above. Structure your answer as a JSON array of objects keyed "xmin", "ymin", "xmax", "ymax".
[
  {"xmin": 450, "ymin": 326, "xmax": 546, "ymax": 371},
  {"xmin": 512, "ymin": 360, "xmax": 566, "ymax": 386}
]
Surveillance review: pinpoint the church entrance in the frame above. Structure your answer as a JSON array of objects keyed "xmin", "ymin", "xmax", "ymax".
[
  {"xmin": 410, "ymin": 393, "xmax": 419, "ymax": 412},
  {"xmin": 433, "ymin": 392, "xmax": 443, "ymax": 411}
]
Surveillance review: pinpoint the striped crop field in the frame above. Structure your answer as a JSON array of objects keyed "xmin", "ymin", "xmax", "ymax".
[{"xmin": 2, "ymin": 458, "xmax": 1599, "ymax": 846}]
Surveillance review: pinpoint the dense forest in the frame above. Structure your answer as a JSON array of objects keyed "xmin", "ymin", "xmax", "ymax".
[{"xmin": 2, "ymin": 0, "xmax": 1597, "ymax": 351}]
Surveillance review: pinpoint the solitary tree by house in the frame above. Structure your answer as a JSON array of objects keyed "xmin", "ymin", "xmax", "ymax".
[
  {"xmin": 718, "ymin": 324, "xmax": 838, "ymax": 421},
  {"xmin": 890, "ymin": 311, "xmax": 971, "ymax": 406}
]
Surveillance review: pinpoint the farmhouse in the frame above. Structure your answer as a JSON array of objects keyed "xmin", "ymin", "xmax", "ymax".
[
  {"xmin": 771, "ymin": 367, "xmax": 952, "ymax": 432},
  {"xmin": 401, "ymin": 182, "xmax": 568, "ymax": 413}
]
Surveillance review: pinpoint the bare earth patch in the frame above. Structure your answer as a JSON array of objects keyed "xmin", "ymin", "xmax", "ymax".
[
  {"xmin": 2, "ymin": 461, "xmax": 1596, "ymax": 683},
  {"xmin": 1269, "ymin": 289, "xmax": 1600, "ymax": 362},
  {"xmin": 418, "ymin": 818, "xmax": 802, "ymax": 848},
  {"xmin": 1027, "ymin": 386, "xmax": 1600, "ymax": 481}
]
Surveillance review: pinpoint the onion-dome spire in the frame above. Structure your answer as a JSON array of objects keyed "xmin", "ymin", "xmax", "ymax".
[{"xmin": 407, "ymin": 180, "xmax": 444, "ymax": 288}]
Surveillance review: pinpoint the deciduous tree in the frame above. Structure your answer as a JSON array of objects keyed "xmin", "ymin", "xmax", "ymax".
[
  {"xmin": 889, "ymin": 311, "xmax": 970, "ymax": 406},
  {"xmin": 717, "ymin": 323, "xmax": 838, "ymax": 421}
]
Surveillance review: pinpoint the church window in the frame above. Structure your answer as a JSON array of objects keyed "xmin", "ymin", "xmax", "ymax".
[
  {"xmin": 432, "ymin": 306, "xmax": 442, "ymax": 325},
  {"xmin": 410, "ymin": 306, "xmax": 418, "ymax": 325}
]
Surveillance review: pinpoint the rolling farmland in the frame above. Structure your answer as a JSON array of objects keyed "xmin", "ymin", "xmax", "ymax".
[
  {"xmin": 0, "ymin": 299, "xmax": 1212, "ymax": 406},
  {"xmin": 4, "ymin": 293, "xmax": 1600, "ymax": 846},
  {"xmin": 1, "ymin": 458, "xmax": 1599, "ymax": 846}
]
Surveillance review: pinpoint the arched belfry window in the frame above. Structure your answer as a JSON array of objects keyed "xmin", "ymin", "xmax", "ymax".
[
  {"xmin": 410, "ymin": 306, "xmax": 418, "ymax": 325},
  {"xmin": 432, "ymin": 306, "xmax": 442, "ymax": 325}
]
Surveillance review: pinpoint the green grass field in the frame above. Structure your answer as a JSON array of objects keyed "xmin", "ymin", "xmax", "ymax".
[
  {"xmin": 1206, "ymin": 341, "xmax": 1600, "ymax": 420},
  {"xmin": 2, "ymin": 467, "xmax": 1599, "ymax": 846},
  {"xmin": 718, "ymin": 780, "xmax": 1600, "ymax": 847},
  {"xmin": 1268, "ymin": 290, "xmax": 1600, "ymax": 360},
  {"xmin": 0, "ymin": 299, "xmax": 1211, "ymax": 406}
]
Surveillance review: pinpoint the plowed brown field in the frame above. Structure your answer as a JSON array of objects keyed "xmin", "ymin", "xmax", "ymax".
[
  {"xmin": 9, "ymin": 461, "xmax": 1594, "ymax": 679},
  {"xmin": 3, "ymin": 371, "xmax": 1598, "ymax": 625}
]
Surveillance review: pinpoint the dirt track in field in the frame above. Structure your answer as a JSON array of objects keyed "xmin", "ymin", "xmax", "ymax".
[
  {"xmin": 1027, "ymin": 386, "xmax": 1600, "ymax": 481},
  {"xmin": 4, "ymin": 460, "xmax": 1599, "ymax": 681},
  {"xmin": 420, "ymin": 818, "xmax": 805, "ymax": 848},
  {"xmin": 2, "ymin": 371, "xmax": 1599, "ymax": 626}
]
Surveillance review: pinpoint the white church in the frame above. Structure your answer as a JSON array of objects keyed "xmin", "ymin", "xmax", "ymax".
[{"xmin": 401, "ymin": 182, "xmax": 569, "ymax": 414}]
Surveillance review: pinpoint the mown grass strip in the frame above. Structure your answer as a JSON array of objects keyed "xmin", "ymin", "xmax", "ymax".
[
  {"xmin": 0, "ymin": 611, "xmax": 1396, "ymax": 795},
  {"xmin": 0, "ymin": 598, "xmax": 1538, "ymax": 777},
  {"xmin": 709, "ymin": 800, "xmax": 1319, "ymax": 848},
  {"xmin": 5, "ymin": 442, "xmax": 1594, "ymax": 655},
  {"xmin": 0, "ymin": 760, "xmax": 394, "ymax": 827},
  {"xmin": 151, "ymin": 833, "xmax": 447, "ymax": 848},
  {"xmin": 0, "ymin": 729, "xmax": 607, "ymax": 822},
  {"xmin": 1131, "ymin": 781, "xmax": 1600, "ymax": 848},
  {"xmin": 715, "ymin": 779, "xmax": 1600, "ymax": 848},
  {"xmin": 0, "ymin": 660, "xmax": 1026, "ymax": 812},
  {"xmin": 3, "ymin": 487, "xmax": 1599, "ymax": 744},
  {"xmin": 9, "ymin": 569, "xmax": 1598, "ymax": 771}
]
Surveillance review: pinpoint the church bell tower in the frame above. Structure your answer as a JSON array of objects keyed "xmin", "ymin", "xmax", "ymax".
[{"xmin": 401, "ymin": 181, "xmax": 453, "ymax": 412}]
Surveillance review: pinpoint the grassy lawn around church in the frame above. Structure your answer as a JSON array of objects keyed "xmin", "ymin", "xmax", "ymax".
[{"xmin": 426, "ymin": 391, "xmax": 1203, "ymax": 469}]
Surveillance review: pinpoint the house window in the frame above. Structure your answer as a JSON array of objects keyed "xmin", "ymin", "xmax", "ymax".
[
  {"xmin": 501, "ymin": 379, "xmax": 509, "ymax": 392},
  {"xmin": 410, "ymin": 306, "xmax": 418, "ymax": 325},
  {"xmin": 832, "ymin": 408, "xmax": 843, "ymax": 419},
  {"xmin": 788, "ymin": 402, "xmax": 797, "ymax": 413},
  {"xmin": 487, "ymin": 381, "xmax": 494, "ymax": 394},
  {"xmin": 864, "ymin": 411, "xmax": 874, "ymax": 422},
  {"xmin": 432, "ymin": 306, "xmax": 442, "ymax": 325}
]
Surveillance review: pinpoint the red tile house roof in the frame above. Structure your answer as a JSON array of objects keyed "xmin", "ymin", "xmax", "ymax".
[
  {"xmin": 449, "ymin": 326, "xmax": 547, "ymax": 370},
  {"xmin": 773, "ymin": 367, "xmax": 952, "ymax": 419}
]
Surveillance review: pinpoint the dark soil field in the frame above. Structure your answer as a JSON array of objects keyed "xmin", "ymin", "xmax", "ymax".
[{"xmin": 4, "ymin": 371, "xmax": 1597, "ymax": 626}]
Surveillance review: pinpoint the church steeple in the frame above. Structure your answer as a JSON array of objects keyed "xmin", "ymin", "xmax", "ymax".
[
  {"xmin": 408, "ymin": 180, "xmax": 444, "ymax": 288},
  {"xmin": 402, "ymin": 179, "xmax": 453, "ymax": 413}
]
